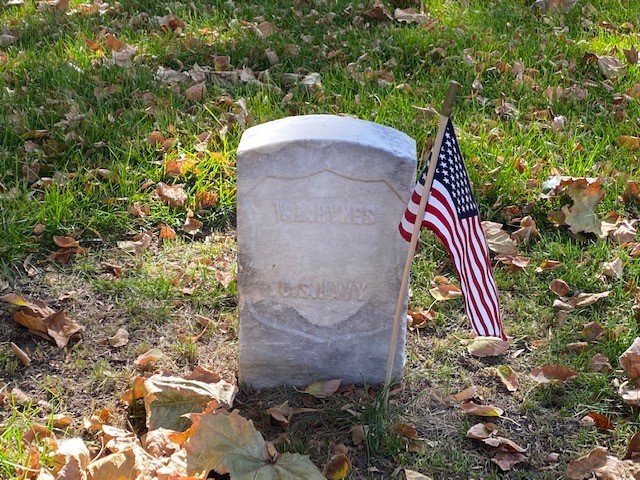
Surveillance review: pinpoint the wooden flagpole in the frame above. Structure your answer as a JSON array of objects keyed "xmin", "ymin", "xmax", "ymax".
[{"xmin": 384, "ymin": 81, "xmax": 461, "ymax": 402}]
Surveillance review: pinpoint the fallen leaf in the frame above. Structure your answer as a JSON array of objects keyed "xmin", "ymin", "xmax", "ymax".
[
  {"xmin": 620, "ymin": 338, "xmax": 640, "ymax": 382},
  {"xmin": 581, "ymin": 412, "xmax": 614, "ymax": 430},
  {"xmin": 494, "ymin": 365, "xmax": 518, "ymax": 392},
  {"xmin": 117, "ymin": 233, "xmax": 152, "ymax": 255},
  {"xmin": 394, "ymin": 8, "xmax": 428, "ymax": 25},
  {"xmin": 511, "ymin": 216, "xmax": 538, "ymax": 244},
  {"xmin": 108, "ymin": 328, "xmax": 129, "ymax": 348},
  {"xmin": 482, "ymin": 221, "xmax": 518, "ymax": 254},
  {"xmin": 550, "ymin": 279, "xmax": 571, "ymax": 296},
  {"xmin": 590, "ymin": 354, "xmax": 612, "ymax": 373},
  {"xmin": 350, "ymin": 425, "xmax": 367, "ymax": 446},
  {"xmin": 53, "ymin": 236, "xmax": 79, "ymax": 249},
  {"xmin": 618, "ymin": 381, "xmax": 640, "ymax": 406},
  {"xmin": 143, "ymin": 373, "xmax": 237, "ymax": 431},
  {"xmin": 185, "ymin": 82, "xmax": 206, "ymax": 102},
  {"xmin": 460, "ymin": 402, "xmax": 503, "ymax": 417},
  {"xmin": 134, "ymin": 348, "xmax": 165, "ymax": 368},
  {"xmin": 530, "ymin": 365, "xmax": 578, "ymax": 383},
  {"xmin": 52, "ymin": 437, "xmax": 90, "ymax": 480},
  {"xmin": 491, "ymin": 451, "xmax": 528, "ymax": 471},
  {"xmin": 581, "ymin": 322, "xmax": 605, "ymax": 341},
  {"xmin": 183, "ymin": 410, "xmax": 325, "ymax": 479},
  {"xmin": 568, "ymin": 341, "xmax": 589, "ymax": 353},
  {"xmin": 322, "ymin": 453, "xmax": 351, "ymax": 480},
  {"xmin": 392, "ymin": 423, "xmax": 420, "ymax": 440},
  {"xmin": 429, "ymin": 284, "xmax": 462, "ymax": 301},
  {"xmin": 625, "ymin": 430, "xmax": 640, "ymax": 459},
  {"xmin": 465, "ymin": 422, "xmax": 497, "ymax": 440},
  {"xmin": 598, "ymin": 55, "xmax": 626, "ymax": 78},
  {"xmin": 404, "ymin": 469, "xmax": 433, "ymax": 480},
  {"xmin": 183, "ymin": 217, "xmax": 203, "ymax": 234},
  {"xmin": 467, "ymin": 336, "xmax": 510, "ymax": 357},
  {"xmin": 445, "ymin": 385, "xmax": 482, "ymax": 404},
  {"xmin": 10, "ymin": 342, "xmax": 31, "ymax": 366},
  {"xmin": 565, "ymin": 446, "xmax": 607, "ymax": 479},
  {"xmin": 159, "ymin": 224, "xmax": 177, "ymax": 241},
  {"xmin": 195, "ymin": 190, "xmax": 218, "ymax": 209},
  {"xmin": 156, "ymin": 182, "xmax": 188, "ymax": 209},
  {"xmin": 303, "ymin": 379, "xmax": 342, "ymax": 398},
  {"xmin": 602, "ymin": 257, "xmax": 623, "ymax": 279},
  {"xmin": 561, "ymin": 179, "xmax": 605, "ymax": 236},
  {"xmin": 619, "ymin": 135, "xmax": 640, "ymax": 151},
  {"xmin": 612, "ymin": 220, "xmax": 637, "ymax": 244},
  {"xmin": 624, "ymin": 46, "xmax": 639, "ymax": 65}
]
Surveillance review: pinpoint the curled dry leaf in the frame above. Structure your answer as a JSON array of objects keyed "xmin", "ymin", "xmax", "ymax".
[
  {"xmin": 429, "ymin": 284, "xmax": 462, "ymax": 301},
  {"xmin": 602, "ymin": 257, "xmax": 623, "ymax": 279},
  {"xmin": 322, "ymin": 453, "xmax": 351, "ymax": 480},
  {"xmin": 618, "ymin": 381, "xmax": 640, "ymax": 406},
  {"xmin": 511, "ymin": 216, "xmax": 538, "ymax": 244},
  {"xmin": 392, "ymin": 423, "xmax": 420, "ymax": 440},
  {"xmin": 156, "ymin": 182, "xmax": 188, "ymax": 209},
  {"xmin": 134, "ymin": 348, "xmax": 165, "ymax": 368},
  {"xmin": 108, "ymin": 328, "xmax": 129, "ymax": 348},
  {"xmin": 619, "ymin": 135, "xmax": 640, "ymax": 151},
  {"xmin": 482, "ymin": 221, "xmax": 518, "ymax": 255},
  {"xmin": 590, "ymin": 354, "xmax": 612, "ymax": 373},
  {"xmin": 467, "ymin": 336, "xmax": 511, "ymax": 357},
  {"xmin": 159, "ymin": 224, "xmax": 176, "ymax": 241},
  {"xmin": 53, "ymin": 236, "xmax": 79, "ymax": 249},
  {"xmin": 185, "ymin": 82, "xmax": 206, "ymax": 102},
  {"xmin": 568, "ymin": 341, "xmax": 589, "ymax": 353},
  {"xmin": 117, "ymin": 233, "xmax": 152, "ymax": 255},
  {"xmin": 620, "ymin": 338, "xmax": 640, "ymax": 382},
  {"xmin": 460, "ymin": 402, "xmax": 503, "ymax": 417},
  {"xmin": 10, "ymin": 342, "xmax": 31, "ymax": 366},
  {"xmin": 465, "ymin": 422, "xmax": 497, "ymax": 440},
  {"xmin": 302, "ymin": 379, "xmax": 342, "ymax": 398},
  {"xmin": 529, "ymin": 365, "xmax": 578, "ymax": 383},
  {"xmin": 492, "ymin": 451, "xmax": 528, "ymax": 472},
  {"xmin": 565, "ymin": 446, "xmax": 608, "ymax": 480},
  {"xmin": 183, "ymin": 217, "xmax": 203, "ymax": 234},
  {"xmin": 550, "ymin": 278, "xmax": 571, "ymax": 297},
  {"xmin": 494, "ymin": 365, "xmax": 518, "ymax": 392},
  {"xmin": 404, "ymin": 469, "xmax": 433, "ymax": 480},
  {"xmin": 581, "ymin": 412, "xmax": 614, "ymax": 431},
  {"xmin": 581, "ymin": 322, "xmax": 605, "ymax": 342},
  {"xmin": 445, "ymin": 385, "xmax": 481, "ymax": 403}
]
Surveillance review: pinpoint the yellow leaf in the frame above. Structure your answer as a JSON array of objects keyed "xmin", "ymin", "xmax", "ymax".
[
  {"xmin": 322, "ymin": 454, "xmax": 351, "ymax": 480},
  {"xmin": 467, "ymin": 336, "xmax": 510, "ymax": 357}
]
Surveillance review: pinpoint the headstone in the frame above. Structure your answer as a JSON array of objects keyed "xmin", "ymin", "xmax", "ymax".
[{"xmin": 236, "ymin": 115, "xmax": 416, "ymax": 389}]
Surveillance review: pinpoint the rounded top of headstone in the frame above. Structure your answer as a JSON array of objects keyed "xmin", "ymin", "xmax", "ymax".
[{"xmin": 237, "ymin": 114, "xmax": 415, "ymax": 159}]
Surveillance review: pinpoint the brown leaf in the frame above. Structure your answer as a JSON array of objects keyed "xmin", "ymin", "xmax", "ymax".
[
  {"xmin": 568, "ymin": 291, "xmax": 610, "ymax": 309},
  {"xmin": 581, "ymin": 412, "xmax": 614, "ymax": 430},
  {"xmin": 108, "ymin": 328, "xmax": 129, "ymax": 348},
  {"xmin": 625, "ymin": 431, "xmax": 640, "ymax": 459},
  {"xmin": 117, "ymin": 233, "xmax": 152, "ymax": 255},
  {"xmin": 530, "ymin": 365, "xmax": 578, "ymax": 383},
  {"xmin": 561, "ymin": 179, "xmax": 605, "ymax": 236},
  {"xmin": 511, "ymin": 216, "xmax": 538, "ymax": 244},
  {"xmin": 407, "ymin": 308, "xmax": 436, "ymax": 328},
  {"xmin": 404, "ymin": 470, "xmax": 433, "ymax": 480},
  {"xmin": 465, "ymin": 422, "xmax": 497, "ymax": 440},
  {"xmin": 159, "ymin": 224, "xmax": 176, "ymax": 241},
  {"xmin": 602, "ymin": 257, "xmax": 623, "ymax": 279},
  {"xmin": 185, "ymin": 82, "xmax": 206, "ymax": 102},
  {"xmin": 429, "ymin": 284, "xmax": 462, "ymax": 301},
  {"xmin": 581, "ymin": 322, "xmax": 605, "ymax": 342},
  {"xmin": 322, "ymin": 454, "xmax": 351, "ymax": 480},
  {"xmin": 267, "ymin": 403, "xmax": 291, "ymax": 426},
  {"xmin": 147, "ymin": 131, "xmax": 164, "ymax": 146},
  {"xmin": 494, "ymin": 365, "xmax": 518, "ymax": 392},
  {"xmin": 620, "ymin": 338, "xmax": 640, "ymax": 382},
  {"xmin": 134, "ymin": 348, "xmax": 165, "ymax": 369},
  {"xmin": 568, "ymin": 341, "xmax": 589, "ymax": 353},
  {"xmin": 302, "ymin": 379, "xmax": 341, "ymax": 398},
  {"xmin": 10, "ymin": 342, "xmax": 31, "ymax": 366},
  {"xmin": 612, "ymin": 220, "xmax": 637, "ymax": 244},
  {"xmin": 394, "ymin": 8, "xmax": 428, "ymax": 25},
  {"xmin": 482, "ymin": 221, "xmax": 518, "ymax": 254},
  {"xmin": 550, "ymin": 279, "xmax": 571, "ymax": 296},
  {"xmin": 590, "ymin": 354, "xmax": 612, "ymax": 373},
  {"xmin": 364, "ymin": 0, "xmax": 393, "ymax": 21},
  {"xmin": 446, "ymin": 385, "xmax": 482, "ymax": 403},
  {"xmin": 127, "ymin": 203, "xmax": 150, "ymax": 218},
  {"xmin": 183, "ymin": 217, "xmax": 203, "ymax": 234},
  {"xmin": 156, "ymin": 182, "xmax": 188, "ymax": 209},
  {"xmin": 53, "ymin": 236, "xmax": 79, "ymax": 248},
  {"xmin": 392, "ymin": 423, "xmax": 420, "ymax": 440},
  {"xmin": 598, "ymin": 55, "xmax": 626, "ymax": 78},
  {"xmin": 52, "ymin": 438, "xmax": 90, "ymax": 480},
  {"xmin": 460, "ymin": 402, "xmax": 503, "ymax": 417},
  {"xmin": 350, "ymin": 425, "xmax": 367, "ymax": 446},
  {"xmin": 619, "ymin": 135, "xmax": 640, "ymax": 151},
  {"xmin": 45, "ymin": 310, "xmax": 83, "ymax": 348},
  {"xmin": 467, "ymin": 336, "xmax": 511, "ymax": 357},
  {"xmin": 565, "ymin": 447, "xmax": 607, "ymax": 480},
  {"xmin": 624, "ymin": 46, "xmax": 639, "ymax": 65},
  {"xmin": 195, "ymin": 190, "xmax": 218, "ymax": 209},
  {"xmin": 158, "ymin": 13, "xmax": 186, "ymax": 31},
  {"xmin": 491, "ymin": 451, "xmax": 528, "ymax": 471}
]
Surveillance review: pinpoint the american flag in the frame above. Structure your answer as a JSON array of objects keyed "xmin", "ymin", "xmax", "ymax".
[{"xmin": 399, "ymin": 119, "xmax": 505, "ymax": 339}]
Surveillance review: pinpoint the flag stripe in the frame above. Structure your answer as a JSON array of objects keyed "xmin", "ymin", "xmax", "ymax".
[
  {"xmin": 398, "ymin": 119, "xmax": 505, "ymax": 339},
  {"xmin": 425, "ymin": 187, "xmax": 493, "ymax": 336}
]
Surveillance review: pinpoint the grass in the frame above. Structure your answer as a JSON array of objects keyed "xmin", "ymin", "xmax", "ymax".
[{"xmin": 1, "ymin": 0, "xmax": 640, "ymax": 477}]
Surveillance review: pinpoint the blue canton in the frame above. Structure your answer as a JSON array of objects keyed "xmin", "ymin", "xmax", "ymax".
[{"xmin": 431, "ymin": 122, "xmax": 479, "ymax": 220}]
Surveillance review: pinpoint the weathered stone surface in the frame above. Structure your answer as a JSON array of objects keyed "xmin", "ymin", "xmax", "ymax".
[{"xmin": 237, "ymin": 115, "xmax": 416, "ymax": 388}]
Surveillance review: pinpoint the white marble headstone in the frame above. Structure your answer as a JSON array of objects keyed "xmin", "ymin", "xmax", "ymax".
[{"xmin": 236, "ymin": 115, "xmax": 416, "ymax": 389}]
